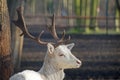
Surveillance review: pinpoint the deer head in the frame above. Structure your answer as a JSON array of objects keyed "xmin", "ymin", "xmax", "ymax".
[{"xmin": 46, "ymin": 43, "xmax": 81, "ymax": 69}]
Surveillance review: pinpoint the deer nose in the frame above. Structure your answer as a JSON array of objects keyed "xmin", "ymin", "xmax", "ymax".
[{"xmin": 76, "ymin": 60, "xmax": 81, "ymax": 64}]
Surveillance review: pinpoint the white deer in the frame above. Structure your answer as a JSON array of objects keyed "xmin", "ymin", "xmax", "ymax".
[
  {"xmin": 10, "ymin": 7, "xmax": 82, "ymax": 80},
  {"xmin": 10, "ymin": 43, "xmax": 81, "ymax": 80}
]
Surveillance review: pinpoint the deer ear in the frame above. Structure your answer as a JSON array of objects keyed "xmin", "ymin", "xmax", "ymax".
[
  {"xmin": 47, "ymin": 43, "xmax": 54, "ymax": 54},
  {"xmin": 66, "ymin": 43, "xmax": 75, "ymax": 50}
]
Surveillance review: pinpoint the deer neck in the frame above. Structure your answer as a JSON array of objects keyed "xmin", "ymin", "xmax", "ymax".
[{"xmin": 38, "ymin": 55, "xmax": 65, "ymax": 80}]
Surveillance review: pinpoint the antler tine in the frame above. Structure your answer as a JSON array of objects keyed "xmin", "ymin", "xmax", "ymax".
[
  {"xmin": 38, "ymin": 30, "xmax": 44, "ymax": 40},
  {"xmin": 47, "ymin": 13, "xmax": 59, "ymax": 40},
  {"xmin": 13, "ymin": 6, "xmax": 52, "ymax": 45},
  {"xmin": 58, "ymin": 30, "xmax": 65, "ymax": 43},
  {"xmin": 37, "ymin": 30, "xmax": 47, "ymax": 44},
  {"xmin": 58, "ymin": 30, "xmax": 71, "ymax": 44}
]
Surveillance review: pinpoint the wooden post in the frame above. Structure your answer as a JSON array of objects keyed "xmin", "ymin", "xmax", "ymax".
[{"xmin": 0, "ymin": 0, "xmax": 12, "ymax": 80}]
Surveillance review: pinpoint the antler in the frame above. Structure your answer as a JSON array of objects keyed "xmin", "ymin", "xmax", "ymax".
[
  {"xmin": 47, "ymin": 13, "xmax": 71, "ymax": 46},
  {"xmin": 13, "ymin": 6, "xmax": 70, "ymax": 47},
  {"xmin": 46, "ymin": 13, "xmax": 59, "ymax": 40}
]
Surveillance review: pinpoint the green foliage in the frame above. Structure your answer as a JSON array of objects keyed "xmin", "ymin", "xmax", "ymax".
[
  {"xmin": 68, "ymin": 28, "xmax": 120, "ymax": 34},
  {"xmin": 68, "ymin": 27, "xmax": 85, "ymax": 34},
  {"xmin": 71, "ymin": 0, "xmax": 120, "ymax": 34},
  {"xmin": 115, "ymin": 9, "xmax": 120, "ymax": 32},
  {"xmin": 74, "ymin": 0, "xmax": 99, "ymax": 33}
]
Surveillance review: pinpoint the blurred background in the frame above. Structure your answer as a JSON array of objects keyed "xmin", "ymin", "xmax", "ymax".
[{"xmin": 7, "ymin": 0, "xmax": 120, "ymax": 80}]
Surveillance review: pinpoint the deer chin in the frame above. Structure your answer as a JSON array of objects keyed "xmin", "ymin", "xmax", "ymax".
[
  {"xmin": 71, "ymin": 65, "xmax": 81, "ymax": 69},
  {"xmin": 75, "ymin": 64, "xmax": 81, "ymax": 68},
  {"xmin": 58, "ymin": 63, "xmax": 80, "ymax": 69}
]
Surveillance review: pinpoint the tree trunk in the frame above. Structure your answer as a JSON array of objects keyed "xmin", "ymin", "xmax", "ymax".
[
  {"xmin": 7, "ymin": 0, "xmax": 24, "ymax": 71},
  {"xmin": 0, "ymin": 0, "xmax": 12, "ymax": 80}
]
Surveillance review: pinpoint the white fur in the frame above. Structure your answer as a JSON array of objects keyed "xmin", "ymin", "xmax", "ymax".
[{"xmin": 10, "ymin": 43, "xmax": 82, "ymax": 80}]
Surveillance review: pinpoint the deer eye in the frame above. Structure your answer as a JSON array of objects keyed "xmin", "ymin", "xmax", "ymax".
[{"xmin": 59, "ymin": 54, "xmax": 65, "ymax": 57}]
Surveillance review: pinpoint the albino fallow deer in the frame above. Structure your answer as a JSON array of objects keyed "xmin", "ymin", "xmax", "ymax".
[{"xmin": 10, "ymin": 7, "xmax": 82, "ymax": 80}]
